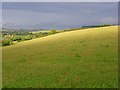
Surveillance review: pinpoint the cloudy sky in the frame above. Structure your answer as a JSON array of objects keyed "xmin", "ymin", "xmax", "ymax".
[
  {"xmin": 1, "ymin": 0, "xmax": 119, "ymax": 2},
  {"xmin": 1, "ymin": 2, "xmax": 118, "ymax": 29}
]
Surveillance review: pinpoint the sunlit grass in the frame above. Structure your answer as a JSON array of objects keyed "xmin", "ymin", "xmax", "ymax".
[{"xmin": 2, "ymin": 26, "xmax": 118, "ymax": 88}]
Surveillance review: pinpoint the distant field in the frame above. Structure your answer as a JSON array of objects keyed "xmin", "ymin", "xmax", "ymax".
[
  {"xmin": 31, "ymin": 30, "xmax": 61, "ymax": 33},
  {"xmin": 2, "ymin": 26, "xmax": 118, "ymax": 88},
  {"xmin": 30, "ymin": 30, "xmax": 50, "ymax": 33}
]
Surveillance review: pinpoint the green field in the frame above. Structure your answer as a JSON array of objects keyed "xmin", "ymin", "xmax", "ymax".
[{"xmin": 2, "ymin": 26, "xmax": 118, "ymax": 88}]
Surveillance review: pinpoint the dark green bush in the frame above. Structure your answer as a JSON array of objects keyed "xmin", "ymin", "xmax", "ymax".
[
  {"xmin": 2, "ymin": 40, "xmax": 12, "ymax": 46},
  {"xmin": 24, "ymin": 35, "xmax": 32, "ymax": 40},
  {"xmin": 49, "ymin": 30, "xmax": 57, "ymax": 35}
]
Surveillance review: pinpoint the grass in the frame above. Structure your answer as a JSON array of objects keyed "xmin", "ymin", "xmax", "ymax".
[{"xmin": 2, "ymin": 26, "xmax": 118, "ymax": 88}]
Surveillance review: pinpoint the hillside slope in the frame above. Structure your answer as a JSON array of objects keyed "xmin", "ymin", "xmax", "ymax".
[{"xmin": 2, "ymin": 26, "xmax": 118, "ymax": 88}]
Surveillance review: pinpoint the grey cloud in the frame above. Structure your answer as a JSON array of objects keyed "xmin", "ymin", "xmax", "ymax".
[{"xmin": 2, "ymin": 2, "xmax": 118, "ymax": 29}]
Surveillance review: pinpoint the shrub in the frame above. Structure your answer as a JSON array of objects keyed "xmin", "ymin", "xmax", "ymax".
[
  {"xmin": 49, "ymin": 30, "xmax": 57, "ymax": 35},
  {"xmin": 11, "ymin": 36, "xmax": 22, "ymax": 42},
  {"xmin": 16, "ymin": 37, "xmax": 22, "ymax": 42},
  {"xmin": 24, "ymin": 35, "xmax": 32, "ymax": 40},
  {"xmin": 2, "ymin": 39, "xmax": 12, "ymax": 46}
]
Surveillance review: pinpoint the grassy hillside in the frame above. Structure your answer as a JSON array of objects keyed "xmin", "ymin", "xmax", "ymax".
[{"xmin": 2, "ymin": 26, "xmax": 118, "ymax": 88}]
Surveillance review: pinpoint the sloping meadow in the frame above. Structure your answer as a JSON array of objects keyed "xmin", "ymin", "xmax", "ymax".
[{"xmin": 2, "ymin": 26, "xmax": 118, "ymax": 88}]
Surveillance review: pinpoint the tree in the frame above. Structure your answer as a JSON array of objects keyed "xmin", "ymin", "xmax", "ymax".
[
  {"xmin": 2, "ymin": 39, "xmax": 12, "ymax": 46},
  {"xmin": 49, "ymin": 30, "xmax": 57, "ymax": 35}
]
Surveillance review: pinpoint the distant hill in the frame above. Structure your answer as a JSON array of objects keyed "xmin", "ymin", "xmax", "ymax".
[{"xmin": 1, "ymin": 28, "xmax": 49, "ymax": 32}]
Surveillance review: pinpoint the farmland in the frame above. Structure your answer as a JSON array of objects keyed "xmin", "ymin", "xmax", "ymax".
[{"xmin": 2, "ymin": 26, "xmax": 118, "ymax": 88}]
